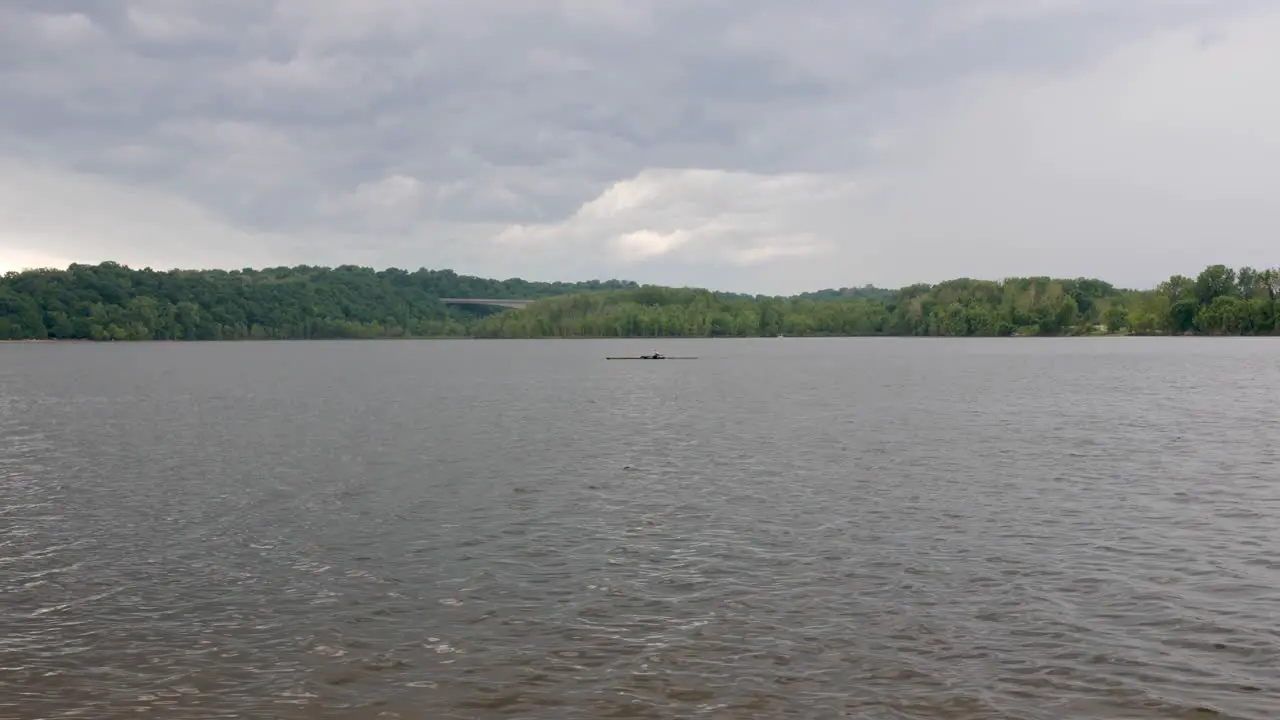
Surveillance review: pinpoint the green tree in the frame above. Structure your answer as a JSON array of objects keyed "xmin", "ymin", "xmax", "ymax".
[
  {"xmin": 4, "ymin": 261, "xmax": 1278, "ymax": 341},
  {"xmin": 1195, "ymin": 264, "xmax": 1237, "ymax": 305}
]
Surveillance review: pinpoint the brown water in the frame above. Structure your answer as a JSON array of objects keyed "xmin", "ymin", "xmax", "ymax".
[{"xmin": 2, "ymin": 338, "xmax": 1278, "ymax": 719}]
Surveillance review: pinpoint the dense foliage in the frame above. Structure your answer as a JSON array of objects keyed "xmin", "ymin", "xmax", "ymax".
[
  {"xmin": 794, "ymin": 284, "xmax": 897, "ymax": 303},
  {"xmin": 478, "ymin": 265, "xmax": 1280, "ymax": 338},
  {"xmin": 0, "ymin": 262, "xmax": 634, "ymax": 340},
  {"xmin": 1, "ymin": 261, "xmax": 1277, "ymax": 340}
]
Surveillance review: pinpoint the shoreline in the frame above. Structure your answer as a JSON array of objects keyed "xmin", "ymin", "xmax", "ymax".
[{"xmin": 2, "ymin": 333, "xmax": 1265, "ymax": 343}]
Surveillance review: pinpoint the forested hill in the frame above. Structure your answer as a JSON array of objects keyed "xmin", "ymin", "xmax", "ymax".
[
  {"xmin": 473, "ymin": 266, "xmax": 1278, "ymax": 338},
  {"xmin": 794, "ymin": 284, "xmax": 897, "ymax": 303},
  {"xmin": 0, "ymin": 262, "xmax": 635, "ymax": 340},
  {"xmin": 1, "ymin": 261, "xmax": 1277, "ymax": 340}
]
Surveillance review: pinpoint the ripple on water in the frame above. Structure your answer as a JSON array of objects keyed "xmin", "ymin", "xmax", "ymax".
[{"xmin": 1, "ymin": 338, "xmax": 1279, "ymax": 718}]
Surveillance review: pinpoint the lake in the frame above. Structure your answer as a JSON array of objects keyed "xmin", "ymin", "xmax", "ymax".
[{"xmin": 2, "ymin": 337, "xmax": 1278, "ymax": 719}]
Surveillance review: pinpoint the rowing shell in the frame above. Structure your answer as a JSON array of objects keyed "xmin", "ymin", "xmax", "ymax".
[{"xmin": 605, "ymin": 356, "xmax": 698, "ymax": 360}]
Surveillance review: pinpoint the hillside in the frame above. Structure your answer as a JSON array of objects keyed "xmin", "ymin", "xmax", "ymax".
[
  {"xmin": 0, "ymin": 262, "xmax": 634, "ymax": 340},
  {"xmin": 478, "ymin": 265, "xmax": 1277, "ymax": 338},
  {"xmin": 1, "ymin": 261, "xmax": 1276, "ymax": 340}
]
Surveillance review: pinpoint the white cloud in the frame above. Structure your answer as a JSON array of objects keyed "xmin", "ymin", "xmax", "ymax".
[
  {"xmin": 125, "ymin": 6, "xmax": 213, "ymax": 43},
  {"xmin": 0, "ymin": 247, "xmax": 76, "ymax": 275},
  {"xmin": 0, "ymin": 158, "xmax": 511, "ymax": 278},
  {"xmin": 494, "ymin": 168, "xmax": 844, "ymax": 272},
  {"xmin": 349, "ymin": 174, "xmax": 424, "ymax": 207},
  {"xmin": 856, "ymin": 7, "xmax": 1280, "ymax": 284},
  {"xmin": 30, "ymin": 12, "xmax": 100, "ymax": 44},
  {"xmin": 0, "ymin": 159, "xmax": 287, "ymax": 271},
  {"xmin": 1, "ymin": 1, "xmax": 1278, "ymax": 293},
  {"xmin": 493, "ymin": 5, "xmax": 1280, "ymax": 293}
]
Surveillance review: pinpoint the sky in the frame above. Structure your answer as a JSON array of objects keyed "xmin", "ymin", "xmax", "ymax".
[{"xmin": 2, "ymin": 0, "xmax": 1278, "ymax": 295}]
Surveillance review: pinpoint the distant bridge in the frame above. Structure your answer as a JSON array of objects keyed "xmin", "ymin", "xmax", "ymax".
[{"xmin": 440, "ymin": 297, "xmax": 534, "ymax": 309}]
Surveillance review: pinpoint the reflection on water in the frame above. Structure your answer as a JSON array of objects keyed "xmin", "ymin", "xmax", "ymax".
[{"xmin": 2, "ymin": 338, "xmax": 1278, "ymax": 718}]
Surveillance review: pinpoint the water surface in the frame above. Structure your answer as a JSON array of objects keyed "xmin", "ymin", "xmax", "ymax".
[{"xmin": 2, "ymin": 338, "xmax": 1278, "ymax": 718}]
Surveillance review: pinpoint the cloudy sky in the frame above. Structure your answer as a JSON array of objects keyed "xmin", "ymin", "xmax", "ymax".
[{"xmin": 2, "ymin": 0, "xmax": 1278, "ymax": 294}]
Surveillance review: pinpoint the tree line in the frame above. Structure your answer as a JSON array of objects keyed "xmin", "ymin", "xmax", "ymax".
[
  {"xmin": 476, "ymin": 264, "xmax": 1280, "ymax": 338},
  {"xmin": 1, "ymin": 261, "xmax": 1276, "ymax": 341},
  {"xmin": 0, "ymin": 262, "xmax": 634, "ymax": 340}
]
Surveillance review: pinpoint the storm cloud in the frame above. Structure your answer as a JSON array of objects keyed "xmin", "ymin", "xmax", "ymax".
[{"xmin": 2, "ymin": 0, "xmax": 1278, "ymax": 293}]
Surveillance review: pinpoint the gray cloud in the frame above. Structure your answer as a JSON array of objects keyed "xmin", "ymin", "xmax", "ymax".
[{"xmin": 2, "ymin": 0, "xmax": 1279, "ymax": 293}]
